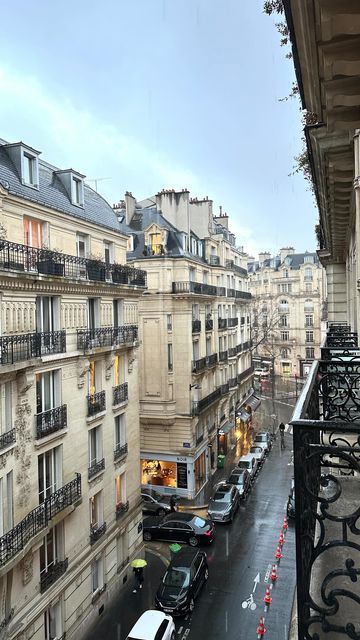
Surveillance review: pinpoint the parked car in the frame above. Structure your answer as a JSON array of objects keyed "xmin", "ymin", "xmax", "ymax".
[
  {"xmin": 236, "ymin": 454, "xmax": 258, "ymax": 482},
  {"xmin": 253, "ymin": 432, "xmax": 272, "ymax": 454},
  {"xmin": 207, "ymin": 483, "xmax": 240, "ymax": 523},
  {"xmin": 227, "ymin": 469, "xmax": 251, "ymax": 499},
  {"xmin": 286, "ymin": 479, "xmax": 295, "ymax": 519},
  {"xmin": 126, "ymin": 610, "xmax": 175, "ymax": 640},
  {"xmin": 249, "ymin": 445, "xmax": 266, "ymax": 467},
  {"xmin": 143, "ymin": 512, "xmax": 215, "ymax": 546},
  {"xmin": 155, "ymin": 547, "xmax": 208, "ymax": 617},
  {"xmin": 141, "ymin": 488, "xmax": 179, "ymax": 517}
]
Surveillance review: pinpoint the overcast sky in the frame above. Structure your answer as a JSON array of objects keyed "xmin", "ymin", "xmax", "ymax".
[{"xmin": 0, "ymin": 0, "xmax": 317, "ymax": 258}]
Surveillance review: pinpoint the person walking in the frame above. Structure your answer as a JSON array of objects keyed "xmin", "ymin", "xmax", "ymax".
[
  {"xmin": 133, "ymin": 567, "xmax": 144, "ymax": 593},
  {"xmin": 170, "ymin": 494, "xmax": 177, "ymax": 513},
  {"xmin": 279, "ymin": 422, "xmax": 286, "ymax": 450}
]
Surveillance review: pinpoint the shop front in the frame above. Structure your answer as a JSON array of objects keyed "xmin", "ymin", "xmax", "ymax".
[{"xmin": 140, "ymin": 448, "xmax": 208, "ymax": 499}]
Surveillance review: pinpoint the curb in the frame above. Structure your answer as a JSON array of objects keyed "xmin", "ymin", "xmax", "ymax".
[{"xmin": 145, "ymin": 545, "xmax": 170, "ymax": 567}]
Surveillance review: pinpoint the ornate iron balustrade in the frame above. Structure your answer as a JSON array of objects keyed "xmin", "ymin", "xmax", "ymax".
[
  {"xmin": 235, "ymin": 290, "xmax": 252, "ymax": 300},
  {"xmin": 227, "ymin": 288, "xmax": 236, "ymax": 298},
  {"xmin": 90, "ymin": 522, "xmax": 107, "ymax": 545},
  {"xmin": 242, "ymin": 340, "xmax": 251, "ymax": 351},
  {"xmin": 205, "ymin": 318, "xmax": 213, "ymax": 331},
  {"xmin": 88, "ymin": 458, "xmax": 105, "ymax": 479},
  {"xmin": 219, "ymin": 350, "xmax": 228, "ymax": 362},
  {"xmin": 40, "ymin": 558, "xmax": 68, "ymax": 593},
  {"xmin": 0, "ymin": 239, "xmax": 146, "ymax": 287},
  {"xmin": 0, "ymin": 428, "xmax": 16, "ymax": 451},
  {"xmin": 236, "ymin": 344, "xmax": 242, "ymax": 354},
  {"xmin": 172, "ymin": 281, "xmax": 217, "ymax": 296},
  {"xmin": 77, "ymin": 325, "xmax": 138, "ymax": 351},
  {"xmin": 327, "ymin": 323, "xmax": 352, "ymax": 335},
  {"xmin": 220, "ymin": 383, "xmax": 229, "ymax": 395},
  {"xmin": 114, "ymin": 442, "xmax": 128, "ymax": 461},
  {"xmin": 228, "ymin": 346, "xmax": 237, "ymax": 357},
  {"xmin": 192, "ymin": 320, "xmax": 201, "ymax": 333},
  {"xmin": 237, "ymin": 366, "xmax": 254, "ymax": 384},
  {"xmin": 218, "ymin": 318, "xmax": 227, "ymax": 330},
  {"xmin": 325, "ymin": 333, "xmax": 358, "ymax": 348},
  {"xmin": 205, "ymin": 353, "xmax": 217, "ymax": 367},
  {"xmin": 0, "ymin": 331, "xmax": 66, "ymax": 365},
  {"xmin": 291, "ymin": 360, "xmax": 360, "ymax": 640},
  {"xmin": 113, "ymin": 383, "xmax": 128, "ymax": 405},
  {"xmin": 208, "ymin": 255, "xmax": 220, "ymax": 265},
  {"xmin": 87, "ymin": 391, "xmax": 106, "ymax": 417},
  {"xmin": 196, "ymin": 433, "xmax": 204, "ymax": 445},
  {"xmin": 228, "ymin": 318, "xmax": 238, "ymax": 328},
  {"xmin": 225, "ymin": 260, "xmax": 247, "ymax": 276},
  {"xmin": 192, "ymin": 357, "xmax": 206, "ymax": 373},
  {"xmin": 116, "ymin": 500, "xmax": 129, "ymax": 519},
  {"xmin": 192, "ymin": 387, "xmax": 221, "ymax": 416},
  {"xmin": 217, "ymin": 286, "xmax": 226, "ymax": 296},
  {"xmin": 35, "ymin": 404, "xmax": 67, "ymax": 439},
  {"xmin": 0, "ymin": 474, "xmax": 81, "ymax": 567},
  {"xmin": 143, "ymin": 244, "xmax": 165, "ymax": 256},
  {"xmin": 228, "ymin": 377, "xmax": 237, "ymax": 388}
]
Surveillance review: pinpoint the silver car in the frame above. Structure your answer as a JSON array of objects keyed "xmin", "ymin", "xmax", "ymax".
[
  {"xmin": 207, "ymin": 483, "xmax": 240, "ymax": 523},
  {"xmin": 141, "ymin": 489, "xmax": 176, "ymax": 516},
  {"xmin": 249, "ymin": 445, "xmax": 266, "ymax": 467}
]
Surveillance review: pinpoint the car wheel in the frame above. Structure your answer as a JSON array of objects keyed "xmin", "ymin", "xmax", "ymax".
[
  {"xmin": 143, "ymin": 531, "xmax": 152, "ymax": 541},
  {"xmin": 189, "ymin": 536, "xmax": 198, "ymax": 547},
  {"xmin": 204, "ymin": 567, "xmax": 209, "ymax": 581},
  {"xmin": 157, "ymin": 508, "xmax": 166, "ymax": 517},
  {"xmin": 189, "ymin": 598, "xmax": 195, "ymax": 613}
]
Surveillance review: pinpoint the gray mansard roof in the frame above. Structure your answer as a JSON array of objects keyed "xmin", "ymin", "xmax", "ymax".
[
  {"xmin": 0, "ymin": 140, "xmax": 123, "ymax": 233},
  {"xmin": 127, "ymin": 206, "xmax": 196, "ymax": 260},
  {"xmin": 248, "ymin": 252, "xmax": 318, "ymax": 274}
]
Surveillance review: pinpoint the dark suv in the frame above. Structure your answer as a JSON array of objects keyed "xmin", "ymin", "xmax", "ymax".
[{"xmin": 155, "ymin": 547, "xmax": 208, "ymax": 616}]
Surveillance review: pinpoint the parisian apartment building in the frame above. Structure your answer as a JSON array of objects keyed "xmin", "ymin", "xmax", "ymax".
[
  {"xmin": 0, "ymin": 139, "xmax": 147, "ymax": 640},
  {"xmin": 247, "ymin": 247, "xmax": 326, "ymax": 377},
  {"xmin": 115, "ymin": 189, "xmax": 257, "ymax": 500}
]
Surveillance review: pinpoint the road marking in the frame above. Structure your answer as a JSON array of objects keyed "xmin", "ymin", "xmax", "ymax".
[
  {"xmin": 284, "ymin": 624, "xmax": 288, "ymax": 639},
  {"xmin": 226, "ymin": 530, "xmax": 229, "ymax": 557},
  {"xmin": 177, "ymin": 627, "xmax": 183, "ymax": 635},
  {"xmin": 180, "ymin": 629, "xmax": 190, "ymax": 640},
  {"xmin": 253, "ymin": 573, "xmax": 260, "ymax": 592},
  {"xmin": 264, "ymin": 564, "xmax": 272, "ymax": 583},
  {"xmin": 225, "ymin": 610, "xmax": 228, "ymax": 633}
]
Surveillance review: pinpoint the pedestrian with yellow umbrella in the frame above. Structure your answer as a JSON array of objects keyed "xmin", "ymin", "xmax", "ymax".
[{"xmin": 131, "ymin": 558, "xmax": 147, "ymax": 593}]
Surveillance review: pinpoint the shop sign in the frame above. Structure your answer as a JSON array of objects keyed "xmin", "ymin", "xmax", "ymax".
[
  {"xmin": 183, "ymin": 442, "xmax": 191, "ymax": 448},
  {"xmin": 177, "ymin": 462, "xmax": 188, "ymax": 489}
]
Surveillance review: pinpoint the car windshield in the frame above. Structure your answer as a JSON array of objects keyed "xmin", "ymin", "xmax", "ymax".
[
  {"xmin": 238, "ymin": 461, "xmax": 249, "ymax": 469},
  {"xmin": 250, "ymin": 447, "xmax": 262, "ymax": 454},
  {"xmin": 229, "ymin": 475, "xmax": 243, "ymax": 485},
  {"xmin": 213, "ymin": 491, "xmax": 231, "ymax": 502},
  {"xmin": 192, "ymin": 516, "xmax": 206, "ymax": 528},
  {"xmin": 255, "ymin": 436, "xmax": 266, "ymax": 442},
  {"xmin": 163, "ymin": 567, "xmax": 190, "ymax": 588}
]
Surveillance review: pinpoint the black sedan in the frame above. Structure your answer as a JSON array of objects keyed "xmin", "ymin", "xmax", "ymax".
[
  {"xmin": 207, "ymin": 483, "xmax": 240, "ymax": 523},
  {"xmin": 227, "ymin": 469, "xmax": 251, "ymax": 499},
  {"xmin": 155, "ymin": 547, "xmax": 208, "ymax": 616},
  {"xmin": 143, "ymin": 512, "xmax": 215, "ymax": 546}
]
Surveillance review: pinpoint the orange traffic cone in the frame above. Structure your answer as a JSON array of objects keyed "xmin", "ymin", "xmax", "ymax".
[
  {"xmin": 278, "ymin": 532, "xmax": 285, "ymax": 546},
  {"xmin": 264, "ymin": 587, "xmax": 272, "ymax": 606},
  {"xmin": 257, "ymin": 616, "xmax": 267, "ymax": 636},
  {"xmin": 270, "ymin": 564, "xmax": 278, "ymax": 582},
  {"xmin": 282, "ymin": 516, "xmax": 288, "ymax": 532},
  {"xmin": 275, "ymin": 546, "xmax": 282, "ymax": 561}
]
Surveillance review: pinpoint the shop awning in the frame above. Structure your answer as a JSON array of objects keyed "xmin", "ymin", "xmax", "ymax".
[
  {"xmin": 218, "ymin": 421, "xmax": 235, "ymax": 435},
  {"xmin": 245, "ymin": 394, "xmax": 261, "ymax": 411},
  {"xmin": 238, "ymin": 410, "xmax": 251, "ymax": 422}
]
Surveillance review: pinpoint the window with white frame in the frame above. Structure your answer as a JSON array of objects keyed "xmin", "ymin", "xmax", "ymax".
[
  {"xmin": 0, "ymin": 471, "xmax": 14, "ymax": 536},
  {"xmin": 38, "ymin": 446, "xmax": 62, "ymax": 503},
  {"xmin": 88, "ymin": 426, "xmax": 103, "ymax": 469},
  {"xmin": 305, "ymin": 315, "xmax": 313, "ymax": 327},
  {"xmin": 36, "ymin": 296, "xmax": 60, "ymax": 333},
  {"xmin": 72, "ymin": 176, "xmax": 84, "ymax": 206},
  {"xmin": 279, "ymin": 315, "xmax": 288, "ymax": 327},
  {"xmin": 91, "ymin": 554, "xmax": 104, "ymax": 593},
  {"xmin": 115, "ymin": 413, "xmax": 126, "ymax": 449},
  {"xmin": 306, "ymin": 331, "xmax": 314, "ymax": 343},
  {"xmin": 40, "ymin": 523, "xmax": 64, "ymax": 583},
  {"xmin": 280, "ymin": 331, "xmax": 289, "ymax": 341},
  {"xmin": 306, "ymin": 347, "xmax": 315, "ymax": 359},
  {"xmin": 89, "ymin": 490, "xmax": 103, "ymax": 530},
  {"xmin": 103, "ymin": 241, "xmax": 113, "ymax": 264},
  {"xmin": 0, "ymin": 382, "xmax": 13, "ymax": 435},
  {"xmin": 304, "ymin": 255, "xmax": 314, "ymax": 263},
  {"xmin": 44, "ymin": 600, "xmax": 63, "ymax": 640},
  {"xmin": 36, "ymin": 370, "xmax": 61, "ymax": 416},
  {"xmin": 168, "ymin": 343, "xmax": 173, "ymax": 371},
  {"xmin": 304, "ymin": 267, "xmax": 313, "ymax": 281},
  {"xmin": 22, "ymin": 151, "xmax": 38, "ymax": 187},
  {"xmin": 115, "ymin": 472, "xmax": 126, "ymax": 508},
  {"xmin": 305, "ymin": 282, "xmax": 312, "ymax": 292},
  {"xmin": 167, "ymin": 314, "xmax": 172, "ymax": 331}
]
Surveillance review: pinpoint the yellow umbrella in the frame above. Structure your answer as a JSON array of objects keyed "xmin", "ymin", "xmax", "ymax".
[{"xmin": 131, "ymin": 559, "xmax": 147, "ymax": 568}]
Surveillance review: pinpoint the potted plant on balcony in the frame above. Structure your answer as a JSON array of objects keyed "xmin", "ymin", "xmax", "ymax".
[
  {"xmin": 86, "ymin": 254, "xmax": 106, "ymax": 282},
  {"xmin": 111, "ymin": 261, "xmax": 129, "ymax": 284},
  {"xmin": 37, "ymin": 245, "xmax": 65, "ymax": 276}
]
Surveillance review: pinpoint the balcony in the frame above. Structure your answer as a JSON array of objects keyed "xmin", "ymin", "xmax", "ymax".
[
  {"xmin": 192, "ymin": 357, "xmax": 206, "ymax": 373},
  {"xmin": 217, "ymin": 286, "xmax": 226, "ymax": 296},
  {"xmin": 35, "ymin": 405, "xmax": 67, "ymax": 439},
  {"xmin": 113, "ymin": 383, "xmax": 128, "ymax": 405},
  {"xmin": 192, "ymin": 320, "xmax": 201, "ymax": 333},
  {"xmin": 227, "ymin": 288, "xmax": 236, "ymax": 298},
  {"xmin": 205, "ymin": 318, "xmax": 213, "ymax": 331},
  {"xmin": 208, "ymin": 423, "xmax": 216, "ymax": 434},
  {"xmin": 87, "ymin": 391, "xmax": 106, "ymax": 417},
  {"xmin": 205, "ymin": 353, "xmax": 218, "ymax": 367},
  {"xmin": 172, "ymin": 281, "xmax": 217, "ymax": 296},
  {"xmin": 77, "ymin": 325, "xmax": 138, "ymax": 351},
  {"xmin": 236, "ymin": 344, "xmax": 242, "ymax": 354},
  {"xmin": 228, "ymin": 346, "xmax": 237, "ymax": 357},
  {"xmin": 143, "ymin": 244, "xmax": 165, "ymax": 256},
  {"xmin": 192, "ymin": 387, "xmax": 221, "ymax": 416},
  {"xmin": 116, "ymin": 500, "xmax": 129, "ymax": 519},
  {"xmin": 220, "ymin": 383, "xmax": 229, "ymax": 395},
  {"xmin": 0, "ymin": 428, "xmax": 16, "ymax": 451},
  {"xmin": 291, "ymin": 351, "xmax": 360, "ymax": 639},
  {"xmin": 242, "ymin": 340, "xmax": 251, "ymax": 351},
  {"xmin": 235, "ymin": 290, "xmax": 252, "ymax": 300},
  {"xmin": 0, "ymin": 474, "xmax": 81, "ymax": 567},
  {"xmin": 88, "ymin": 458, "xmax": 105, "ymax": 479},
  {"xmin": 40, "ymin": 558, "xmax": 68, "ymax": 594},
  {"xmin": 228, "ymin": 317, "xmax": 238, "ymax": 328},
  {"xmin": 0, "ymin": 240, "xmax": 147, "ymax": 287},
  {"xmin": 114, "ymin": 442, "xmax": 128, "ymax": 461},
  {"xmin": 90, "ymin": 522, "xmax": 107, "ymax": 545},
  {"xmin": 225, "ymin": 260, "xmax": 247, "ymax": 277},
  {"xmin": 196, "ymin": 433, "xmax": 204, "ymax": 445},
  {"xmin": 237, "ymin": 365, "xmax": 254, "ymax": 384},
  {"xmin": 228, "ymin": 377, "xmax": 237, "ymax": 388},
  {"xmin": 219, "ymin": 350, "xmax": 228, "ymax": 363},
  {"xmin": 218, "ymin": 318, "xmax": 227, "ymax": 330},
  {"xmin": 208, "ymin": 255, "xmax": 220, "ymax": 266},
  {"xmin": 0, "ymin": 331, "xmax": 66, "ymax": 366}
]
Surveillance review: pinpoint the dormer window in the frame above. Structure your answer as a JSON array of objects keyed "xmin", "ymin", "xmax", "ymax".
[
  {"xmin": 22, "ymin": 152, "xmax": 38, "ymax": 187},
  {"xmin": 54, "ymin": 168, "xmax": 85, "ymax": 207},
  {"xmin": 72, "ymin": 176, "xmax": 84, "ymax": 206}
]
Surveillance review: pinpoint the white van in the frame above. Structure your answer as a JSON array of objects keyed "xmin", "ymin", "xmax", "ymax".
[
  {"xmin": 236, "ymin": 454, "xmax": 258, "ymax": 481},
  {"xmin": 126, "ymin": 610, "xmax": 175, "ymax": 640}
]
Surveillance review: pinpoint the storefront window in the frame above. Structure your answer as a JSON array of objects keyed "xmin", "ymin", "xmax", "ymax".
[{"xmin": 141, "ymin": 459, "xmax": 177, "ymax": 488}]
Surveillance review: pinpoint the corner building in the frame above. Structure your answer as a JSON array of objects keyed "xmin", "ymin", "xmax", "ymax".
[
  {"xmin": 0, "ymin": 139, "xmax": 146, "ymax": 640},
  {"xmin": 121, "ymin": 189, "xmax": 255, "ymax": 499}
]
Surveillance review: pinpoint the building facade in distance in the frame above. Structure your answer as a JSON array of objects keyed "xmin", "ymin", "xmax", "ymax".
[{"xmin": 248, "ymin": 247, "xmax": 325, "ymax": 377}]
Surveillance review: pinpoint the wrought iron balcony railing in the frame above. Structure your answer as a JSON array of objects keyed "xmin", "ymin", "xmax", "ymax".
[
  {"xmin": 225, "ymin": 260, "xmax": 247, "ymax": 277},
  {"xmin": 205, "ymin": 318, "xmax": 213, "ymax": 331},
  {"xmin": 0, "ymin": 474, "xmax": 81, "ymax": 567},
  {"xmin": 113, "ymin": 383, "xmax": 128, "ymax": 405},
  {"xmin": 0, "ymin": 240, "xmax": 146, "ymax": 287},
  {"xmin": 208, "ymin": 255, "xmax": 220, "ymax": 266},
  {"xmin": 208, "ymin": 423, "xmax": 216, "ymax": 433},
  {"xmin": 87, "ymin": 391, "xmax": 106, "ymax": 417},
  {"xmin": 218, "ymin": 318, "xmax": 227, "ymax": 330},
  {"xmin": 0, "ymin": 331, "xmax": 66, "ymax": 366},
  {"xmin": 40, "ymin": 558, "xmax": 68, "ymax": 593},
  {"xmin": 114, "ymin": 442, "xmax": 128, "ymax": 461},
  {"xmin": 236, "ymin": 343, "xmax": 242, "ymax": 354},
  {"xmin": 192, "ymin": 387, "xmax": 221, "ymax": 416},
  {"xmin": 192, "ymin": 357, "xmax": 206, "ymax": 373},
  {"xmin": 77, "ymin": 325, "xmax": 138, "ymax": 351},
  {"xmin": 228, "ymin": 318, "xmax": 238, "ymax": 328},
  {"xmin": 227, "ymin": 288, "xmax": 236, "ymax": 298},
  {"xmin": 242, "ymin": 340, "xmax": 251, "ymax": 351},
  {"xmin": 324, "ymin": 333, "xmax": 358, "ymax": 348},
  {"xmin": 235, "ymin": 290, "xmax": 252, "ymax": 300},
  {"xmin": 291, "ymin": 357, "xmax": 360, "ymax": 639},
  {"xmin": 143, "ymin": 244, "xmax": 165, "ymax": 256},
  {"xmin": 35, "ymin": 405, "xmax": 67, "ymax": 439},
  {"xmin": 116, "ymin": 500, "xmax": 129, "ymax": 519},
  {"xmin": 90, "ymin": 522, "xmax": 107, "ymax": 545},
  {"xmin": 219, "ymin": 350, "xmax": 228, "ymax": 362},
  {"xmin": 228, "ymin": 377, "xmax": 237, "ymax": 388},
  {"xmin": 205, "ymin": 353, "xmax": 217, "ymax": 367},
  {"xmin": 88, "ymin": 458, "xmax": 105, "ymax": 479},
  {"xmin": 192, "ymin": 320, "xmax": 201, "ymax": 333},
  {"xmin": 0, "ymin": 428, "xmax": 16, "ymax": 451},
  {"xmin": 228, "ymin": 346, "xmax": 237, "ymax": 357},
  {"xmin": 172, "ymin": 281, "xmax": 217, "ymax": 296},
  {"xmin": 220, "ymin": 383, "xmax": 229, "ymax": 395},
  {"xmin": 196, "ymin": 433, "xmax": 204, "ymax": 445},
  {"xmin": 217, "ymin": 286, "xmax": 226, "ymax": 296},
  {"xmin": 237, "ymin": 365, "xmax": 254, "ymax": 384}
]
